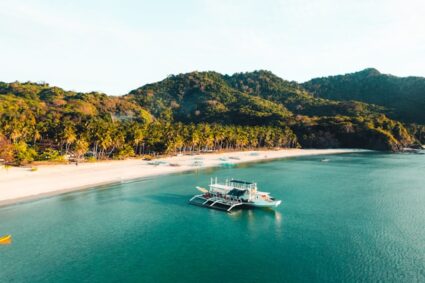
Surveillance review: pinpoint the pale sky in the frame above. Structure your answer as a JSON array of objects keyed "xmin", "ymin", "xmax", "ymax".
[{"xmin": 1, "ymin": 0, "xmax": 424, "ymax": 95}]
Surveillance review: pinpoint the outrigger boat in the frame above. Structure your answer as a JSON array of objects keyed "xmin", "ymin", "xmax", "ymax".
[
  {"xmin": 0, "ymin": 234, "xmax": 12, "ymax": 245},
  {"xmin": 189, "ymin": 178, "xmax": 282, "ymax": 212}
]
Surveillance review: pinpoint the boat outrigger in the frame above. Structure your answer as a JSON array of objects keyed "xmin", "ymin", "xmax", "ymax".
[{"xmin": 189, "ymin": 178, "xmax": 282, "ymax": 212}]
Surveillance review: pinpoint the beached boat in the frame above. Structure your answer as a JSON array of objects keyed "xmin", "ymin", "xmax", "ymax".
[
  {"xmin": 402, "ymin": 147, "xmax": 424, "ymax": 154},
  {"xmin": 220, "ymin": 162, "xmax": 236, "ymax": 168},
  {"xmin": 147, "ymin": 161, "xmax": 169, "ymax": 166},
  {"xmin": 0, "ymin": 234, "xmax": 12, "ymax": 245},
  {"xmin": 229, "ymin": 156, "xmax": 241, "ymax": 160},
  {"xmin": 189, "ymin": 178, "xmax": 282, "ymax": 212},
  {"xmin": 191, "ymin": 160, "xmax": 204, "ymax": 167}
]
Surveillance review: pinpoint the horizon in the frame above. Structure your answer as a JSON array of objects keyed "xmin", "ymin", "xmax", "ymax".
[{"xmin": 1, "ymin": 0, "xmax": 424, "ymax": 95}]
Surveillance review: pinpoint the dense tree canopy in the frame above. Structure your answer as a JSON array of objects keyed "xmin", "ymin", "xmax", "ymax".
[
  {"xmin": 0, "ymin": 69, "xmax": 423, "ymax": 165},
  {"xmin": 303, "ymin": 68, "xmax": 425, "ymax": 124}
]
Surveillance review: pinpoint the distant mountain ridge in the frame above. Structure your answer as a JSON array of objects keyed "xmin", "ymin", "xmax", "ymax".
[
  {"xmin": 127, "ymin": 70, "xmax": 386, "ymax": 123},
  {"xmin": 303, "ymin": 68, "xmax": 425, "ymax": 124}
]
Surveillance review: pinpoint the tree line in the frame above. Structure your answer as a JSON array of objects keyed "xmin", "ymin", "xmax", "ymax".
[{"xmin": 0, "ymin": 117, "xmax": 298, "ymax": 165}]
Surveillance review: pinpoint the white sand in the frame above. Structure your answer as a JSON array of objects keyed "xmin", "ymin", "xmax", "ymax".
[{"xmin": 0, "ymin": 149, "xmax": 365, "ymax": 206}]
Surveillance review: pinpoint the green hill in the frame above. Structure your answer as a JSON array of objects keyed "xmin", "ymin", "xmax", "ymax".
[
  {"xmin": 302, "ymin": 68, "xmax": 425, "ymax": 124},
  {"xmin": 127, "ymin": 71, "xmax": 292, "ymax": 125},
  {"xmin": 0, "ymin": 81, "xmax": 153, "ymax": 164},
  {"xmin": 224, "ymin": 70, "xmax": 386, "ymax": 118},
  {"xmin": 127, "ymin": 71, "xmax": 416, "ymax": 151}
]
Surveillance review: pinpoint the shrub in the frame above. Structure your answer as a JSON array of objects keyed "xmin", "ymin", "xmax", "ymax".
[
  {"xmin": 14, "ymin": 142, "xmax": 37, "ymax": 165},
  {"xmin": 0, "ymin": 135, "xmax": 14, "ymax": 163},
  {"xmin": 38, "ymin": 149, "xmax": 65, "ymax": 162},
  {"xmin": 86, "ymin": 156, "xmax": 97, "ymax": 163},
  {"xmin": 114, "ymin": 145, "xmax": 135, "ymax": 160}
]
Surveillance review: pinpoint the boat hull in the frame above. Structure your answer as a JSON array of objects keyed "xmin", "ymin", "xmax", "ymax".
[
  {"xmin": 0, "ymin": 235, "xmax": 12, "ymax": 245},
  {"xmin": 246, "ymin": 200, "xmax": 282, "ymax": 208}
]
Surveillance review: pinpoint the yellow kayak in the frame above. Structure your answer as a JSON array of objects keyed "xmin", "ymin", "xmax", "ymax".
[{"xmin": 0, "ymin": 234, "xmax": 12, "ymax": 245}]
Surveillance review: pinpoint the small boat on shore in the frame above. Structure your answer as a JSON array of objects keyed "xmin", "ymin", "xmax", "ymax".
[
  {"xmin": 147, "ymin": 161, "xmax": 168, "ymax": 166},
  {"xmin": 229, "ymin": 156, "xmax": 241, "ymax": 160},
  {"xmin": 402, "ymin": 147, "xmax": 424, "ymax": 154},
  {"xmin": 220, "ymin": 162, "xmax": 236, "ymax": 168},
  {"xmin": 249, "ymin": 152, "xmax": 260, "ymax": 156},
  {"xmin": 0, "ymin": 234, "xmax": 12, "ymax": 245},
  {"xmin": 189, "ymin": 178, "xmax": 282, "ymax": 212},
  {"xmin": 192, "ymin": 160, "xmax": 204, "ymax": 167}
]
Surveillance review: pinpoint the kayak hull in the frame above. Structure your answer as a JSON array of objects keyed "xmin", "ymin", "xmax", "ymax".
[{"xmin": 0, "ymin": 235, "xmax": 12, "ymax": 245}]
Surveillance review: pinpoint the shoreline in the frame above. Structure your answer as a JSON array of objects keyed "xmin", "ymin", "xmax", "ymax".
[{"xmin": 0, "ymin": 148, "xmax": 368, "ymax": 207}]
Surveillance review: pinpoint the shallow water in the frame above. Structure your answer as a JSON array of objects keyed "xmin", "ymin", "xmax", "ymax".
[{"xmin": 1, "ymin": 153, "xmax": 425, "ymax": 282}]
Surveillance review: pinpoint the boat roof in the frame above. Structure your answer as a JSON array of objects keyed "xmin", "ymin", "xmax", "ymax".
[
  {"xmin": 211, "ymin": 184, "xmax": 245, "ymax": 190},
  {"xmin": 227, "ymin": 188, "xmax": 247, "ymax": 197},
  {"xmin": 230, "ymin": 179, "xmax": 254, "ymax": 185}
]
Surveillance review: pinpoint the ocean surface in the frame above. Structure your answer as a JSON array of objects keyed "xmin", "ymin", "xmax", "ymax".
[{"xmin": 1, "ymin": 152, "xmax": 425, "ymax": 283}]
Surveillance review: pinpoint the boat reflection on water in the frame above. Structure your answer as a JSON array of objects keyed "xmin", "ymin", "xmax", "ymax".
[{"xmin": 227, "ymin": 207, "xmax": 284, "ymax": 239}]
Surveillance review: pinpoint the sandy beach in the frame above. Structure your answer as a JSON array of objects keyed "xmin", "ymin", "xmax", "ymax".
[{"xmin": 0, "ymin": 149, "xmax": 365, "ymax": 206}]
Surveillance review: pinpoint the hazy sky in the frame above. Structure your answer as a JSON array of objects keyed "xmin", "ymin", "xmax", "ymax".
[{"xmin": 1, "ymin": 0, "xmax": 424, "ymax": 95}]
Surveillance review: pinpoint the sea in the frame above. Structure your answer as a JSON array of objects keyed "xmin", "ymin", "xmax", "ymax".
[{"xmin": 1, "ymin": 152, "xmax": 424, "ymax": 282}]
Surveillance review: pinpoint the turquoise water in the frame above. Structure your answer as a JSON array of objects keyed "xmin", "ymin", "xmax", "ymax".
[{"xmin": 1, "ymin": 153, "xmax": 425, "ymax": 282}]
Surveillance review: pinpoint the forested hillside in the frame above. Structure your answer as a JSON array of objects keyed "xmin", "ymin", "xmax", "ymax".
[
  {"xmin": 127, "ymin": 71, "xmax": 416, "ymax": 151},
  {"xmin": 0, "ymin": 69, "xmax": 422, "ymax": 165},
  {"xmin": 127, "ymin": 72, "xmax": 292, "ymax": 125},
  {"xmin": 303, "ymin": 68, "xmax": 425, "ymax": 124}
]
